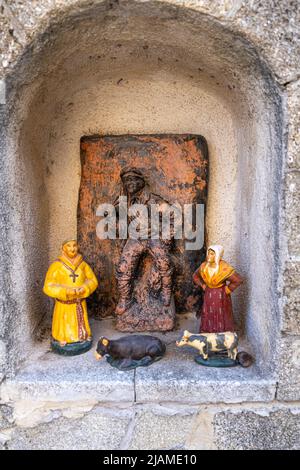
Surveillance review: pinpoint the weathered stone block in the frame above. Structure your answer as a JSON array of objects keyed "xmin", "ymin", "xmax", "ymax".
[
  {"xmin": 129, "ymin": 407, "xmax": 196, "ymax": 450},
  {"xmin": 277, "ymin": 336, "xmax": 300, "ymax": 401},
  {"xmin": 213, "ymin": 408, "xmax": 300, "ymax": 450},
  {"xmin": 283, "ymin": 261, "xmax": 300, "ymax": 289},
  {"xmin": 4, "ymin": 0, "xmax": 55, "ymax": 33},
  {"xmin": 234, "ymin": 1, "xmax": 300, "ymax": 83},
  {"xmin": 282, "ymin": 287, "xmax": 300, "ymax": 334},
  {"xmin": 287, "ymin": 81, "xmax": 300, "ymax": 169},
  {"xmin": 0, "ymin": 341, "xmax": 7, "ymax": 376},
  {"xmin": 6, "ymin": 407, "xmax": 132, "ymax": 450},
  {"xmin": 0, "ymin": 10, "xmax": 23, "ymax": 77},
  {"xmin": 284, "ymin": 173, "xmax": 300, "ymax": 257},
  {"xmin": 282, "ymin": 261, "xmax": 300, "ymax": 334},
  {"xmin": 0, "ymin": 405, "xmax": 14, "ymax": 430},
  {"xmin": 0, "ymin": 80, "xmax": 5, "ymax": 104}
]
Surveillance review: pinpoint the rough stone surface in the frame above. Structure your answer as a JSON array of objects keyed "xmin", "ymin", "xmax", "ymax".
[
  {"xmin": 214, "ymin": 408, "xmax": 300, "ymax": 450},
  {"xmin": 7, "ymin": 408, "xmax": 132, "ymax": 450},
  {"xmin": 282, "ymin": 262, "xmax": 300, "ymax": 334},
  {"xmin": 0, "ymin": 1, "xmax": 299, "ymax": 83},
  {"xmin": 0, "ymin": 80, "xmax": 5, "ymax": 104},
  {"xmin": 277, "ymin": 336, "xmax": 300, "ymax": 401},
  {"xmin": 283, "ymin": 288, "xmax": 300, "ymax": 335},
  {"xmin": 0, "ymin": 405, "xmax": 14, "ymax": 429},
  {"xmin": 185, "ymin": 407, "xmax": 216, "ymax": 450},
  {"xmin": 233, "ymin": 0, "xmax": 300, "ymax": 84},
  {"xmin": 286, "ymin": 81, "xmax": 300, "ymax": 170},
  {"xmin": 0, "ymin": 340, "xmax": 7, "ymax": 375},
  {"xmin": 284, "ymin": 173, "xmax": 300, "ymax": 258},
  {"xmin": 0, "ymin": 9, "xmax": 22, "ymax": 74},
  {"xmin": 129, "ymin": 407, "xmax": 195, "ymax": 450}
]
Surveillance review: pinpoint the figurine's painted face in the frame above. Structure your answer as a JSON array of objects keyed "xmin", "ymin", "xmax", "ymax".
[
  {"xmin": 207, "ymin": 249, "xmax": 216, "ymax": 264},
  {"xmin": 122, "ymin": 175, "xmax": 145, "ymax": 195},
  {"xmin": 62, "ymin": 240, "xmax": 79, "ymax": 259}
]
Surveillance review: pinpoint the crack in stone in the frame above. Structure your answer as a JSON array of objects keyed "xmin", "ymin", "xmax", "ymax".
[
  {"xmin": 275, "ymin": 381, "xmax": 279, "ymax": 400},
  {"xmin": 281, "ymin": 75, "xmax": 300, "ymax": 88}
]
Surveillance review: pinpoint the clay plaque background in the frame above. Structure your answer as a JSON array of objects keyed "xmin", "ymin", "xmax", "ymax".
[{"xmin": 78, "ymin": 134, "xmax": 208, "ymax": 318}]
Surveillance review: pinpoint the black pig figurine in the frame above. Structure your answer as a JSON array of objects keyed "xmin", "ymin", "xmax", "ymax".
[{"xmin": 95, "ymin": 335, "xmax": 166, "ymax": 370}]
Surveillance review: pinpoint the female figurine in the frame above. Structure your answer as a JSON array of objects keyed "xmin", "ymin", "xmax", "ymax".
[
  {"xmin": 43, "ymin": 239, "xmax": 98, "ymax": 355},
  {"xmin": 193, "ymin": 245, "xmax": 243, "ymax": 333}
]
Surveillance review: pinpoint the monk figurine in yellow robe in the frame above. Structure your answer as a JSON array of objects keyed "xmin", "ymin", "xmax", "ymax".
[{"xmin": 43, "ymin": 239, "xmax": 98, "ymax": 355}]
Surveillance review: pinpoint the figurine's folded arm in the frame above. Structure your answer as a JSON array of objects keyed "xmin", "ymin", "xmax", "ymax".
[
  {"xmin": 43, "ymin": 264, "xmax": 69, "ymax": 301},
  {"xmin": 81, "ymin": 263, "xmax": 99, "ymax": 297}
]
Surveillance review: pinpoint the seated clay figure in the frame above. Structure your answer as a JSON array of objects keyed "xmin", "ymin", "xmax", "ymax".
[
  {"xmin": 43, "ymin": 239, "xmax": 98, "ymax": 355},
  {"xmin": 113, "ymin": 166, "xmax": 175, "ymax": 332}
]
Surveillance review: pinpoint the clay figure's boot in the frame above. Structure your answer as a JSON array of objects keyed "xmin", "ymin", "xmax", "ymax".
[
  {"xmin": 115, "ymin": 271, "xmax": 134, "ymax": 315},
  {"xmin": 161, "ymin": 277, "xmax": 172, "ymax": 307},
  {"xmin": 115, "ymin": 298, "xmax": 133, "ymax": 315}
]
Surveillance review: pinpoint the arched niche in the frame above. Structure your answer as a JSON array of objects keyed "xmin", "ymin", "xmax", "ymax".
[{"xmin": 2, "ymin": 1, "xmax": 282, "ymax": 376}]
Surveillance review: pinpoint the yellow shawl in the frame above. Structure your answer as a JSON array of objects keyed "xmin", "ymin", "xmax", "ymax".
[{"xmin": 200, "ymin": 260, "xmax": 235, "ymax": 288}]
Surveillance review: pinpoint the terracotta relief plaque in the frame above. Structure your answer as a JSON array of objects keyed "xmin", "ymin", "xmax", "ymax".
[{"xmin": 78, "ymin": 134, "xmax": 208, "ymax": 319}]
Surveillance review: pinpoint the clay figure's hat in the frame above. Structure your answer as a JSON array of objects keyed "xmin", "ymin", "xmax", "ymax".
[
  {"xmin": 120, "ymin": 166, "xmax": 145, "ymax": 180},
  {"xmin": 62, "ymin": 238, "xmax": 77, "ymax": 247}
]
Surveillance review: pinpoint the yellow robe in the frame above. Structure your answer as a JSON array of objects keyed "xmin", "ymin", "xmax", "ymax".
[{"xmin": 43, "ymin": 255, "xmax": 98, "ymax": 343}]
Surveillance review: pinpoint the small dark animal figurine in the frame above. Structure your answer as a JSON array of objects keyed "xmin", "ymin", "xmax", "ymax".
[{"xmin": 95, "ymin": 335, "xmax": 166, "ymax": 370}]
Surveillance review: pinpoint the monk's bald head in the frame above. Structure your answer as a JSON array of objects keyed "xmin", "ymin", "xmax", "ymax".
[{"xmin": 62, "ymin": 240, "xmax": 78, "ymax": 259}]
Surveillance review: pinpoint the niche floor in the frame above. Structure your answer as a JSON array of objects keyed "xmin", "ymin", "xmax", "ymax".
[{"xmin": 1, "ymin": 314, "xmax": 276, "ymax": 406}]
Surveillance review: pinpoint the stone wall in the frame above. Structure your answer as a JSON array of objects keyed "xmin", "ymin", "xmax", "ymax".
[
  {"xmin": 0, "ymin": 0, "xmax": 299, "ymax": 450},
  {"xmin": 1, "ymin": 402, "xmax": 299, "ymax": 450}
]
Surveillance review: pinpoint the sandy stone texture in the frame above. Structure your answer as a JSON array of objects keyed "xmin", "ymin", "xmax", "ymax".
[
  {"xmin": 282, "ymin": 261, "xmax": 300, "ymax": 334},
  {"xmin": 277, "ymin": 336, "xmax": 300, "ymax": 402},
  {"xmin": 129, "ymin": 407, "xmax": 195, "ymax": 450},
  {"xmin": 213, "ymin": 408, "xmax": 300, "ymax": 450},
  {"xmin": 6, "ymin": 408, "xmax": 132, "ymax": 450},
  {"xmin": 0, "ymin": 10, "xmax": 22, "ymax": 73},
  {"xmin": 286, "ymin": 81, "xmax": 300, "ymax": 170}
]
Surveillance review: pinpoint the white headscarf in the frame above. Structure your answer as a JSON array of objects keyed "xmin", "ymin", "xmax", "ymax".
[{"xmin": 206, "ymin": 244, "xmax": 224, "ymax": 275}]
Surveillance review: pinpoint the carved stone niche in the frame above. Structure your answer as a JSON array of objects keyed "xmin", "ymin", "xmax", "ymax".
[{"xmin": 78, "ymin": 134, "xmax": 208, "ymax": 331}]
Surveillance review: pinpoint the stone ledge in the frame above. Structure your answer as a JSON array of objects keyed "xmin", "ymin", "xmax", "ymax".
[
  {"xmin": 0, "ymin": 316, "xmax": 276, "ymax": 405},
  {"xmin": 135, "ymin": 341, "xmax": 275, "ymax": 404}
]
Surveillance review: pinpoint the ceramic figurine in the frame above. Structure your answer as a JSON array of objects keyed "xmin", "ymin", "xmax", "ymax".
[
  {"xmin": 193, "ymin": 245, "xmax": 243, "ymax": 333},
  {"xmin": 43, "ymin": 239, "xmax": 98, "ymax": 355},
  {"xmin": 95, "ymin": 334, "xmax": 166, "ymax": 370},
  {"xmin": 179, "ymin": 244, "xmax": 253, "ymax": 367},
  {"xmin": 176, "ymin": 330, "xmax": 238, "ymax": 363},
  {"xmin": 114, "ymin": 166, "xmax": 175, "ymax": 332}
]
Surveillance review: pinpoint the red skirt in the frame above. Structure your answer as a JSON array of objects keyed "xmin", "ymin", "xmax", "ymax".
[{"xmin": 200, "ymin": 285, "xmax": 235, "ymax": 333}]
